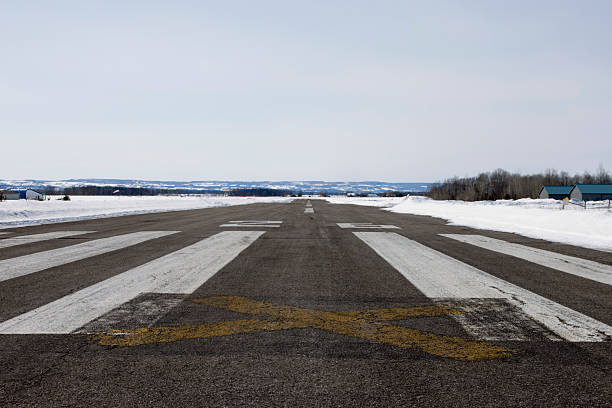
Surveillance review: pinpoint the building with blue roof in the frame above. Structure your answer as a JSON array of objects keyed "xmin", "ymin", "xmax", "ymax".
[
  {"xmin": 570, "ymin": 184, "xmax": 612, "ymax": 201},
  {"xmin": 538, "ymin": 185, "xmax": 573, "ymax": 200},
  {"xmin": 0, "ymin": 188, "xmax": 45, "ymax": 200}
]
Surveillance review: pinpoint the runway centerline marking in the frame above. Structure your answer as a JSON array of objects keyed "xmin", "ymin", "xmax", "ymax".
[
  {"xmin": 220, "ymin": 221, "xmax": 281, "ymax": 228},
  {"xmin": 90, "ymin": 296, "xmax": 515, "ymax": 361},
  {"xmin": 441, "ymin": 234, "xmax": 612, "ymax": 286},
  {"xmin": 304, "ymin": 208, "xmax": 314, "ymax": 214},
  {"xmin": 0, "ymin": 231, "xmax": 95, "ymax": 249},
  {"xmin": 0, "ymin": 231, "xmax": 264, "ymax": 334},
  {"xmin": 354, "ymin": 232, "xmax": 612, "ymax": 342},
  {"xmin": 337, "ymin": 223, "xmax": 399, "ymax": 229}
]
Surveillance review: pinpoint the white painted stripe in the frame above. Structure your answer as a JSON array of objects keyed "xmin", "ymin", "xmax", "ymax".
[
  {"xmin": 354, "ymin": 232, "xmax": 612, "ymax": 342},
  {"xmin": 0, "ymin": 231, "xmax": 178, "ymax": 283},
  {"xmin": 228, "ymin": 221, "xmax": 281, "ymax": 224},
  {"xmin": 441, "ymin": 234, "xmax": 612, "ymax": 287},
  {"xmin": 76, "ymin": 294, "xmax": 186, "ymax": 333},
  {"xmin": 0, "ymin": 231, "xmax": 95, "ymax": 249},
  {"xmin": 221, "ymin": 220, "xmax": 281, "ymax": 228},
  {"xmin": 0, "ymin": 231, "xmax": 264, "ymax": 334},
  {"xmin": 0, "ymin": 232, "xmax": 11, "ymax": 236},
  {"xmin": 443, "ymin": 299, "xmax": 560, "ymax": 342},
  {"xmin": 304, "ymin": 208, "xmax": 314, "ymax": 213},
  {"xmin": 220, "ymin": 224, "xmax": 280, "ymax": 228},
  {"xmin": 337, "ymin": 223, "xmax": 399, "ymax": 229}
]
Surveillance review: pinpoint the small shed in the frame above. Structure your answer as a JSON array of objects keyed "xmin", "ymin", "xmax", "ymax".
[
  {"xmin": 570, "ymin": 184, "xmax": 612, "ymax": 201},
  {"xmin": 538, "ymin": 185, "xmax": 573, "ymax": 200},
  {"xmin": 0, "ymin": 190, "xmax": 20, "ymax": 200}
]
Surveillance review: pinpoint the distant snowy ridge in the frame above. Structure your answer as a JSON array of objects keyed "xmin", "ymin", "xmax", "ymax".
[{"xmin": 0, "ymin": 179, "xmax": 432, "ymax": 194}]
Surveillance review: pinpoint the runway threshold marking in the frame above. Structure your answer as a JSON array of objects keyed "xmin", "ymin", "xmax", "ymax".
[
  {"xmin": 0, "ymin": 231, "xmax": 178, "ymax": 283},
  {"xmin": 337, "ymin": 223, "xmax": 399, "ymax": 229},
  {"xmin": 0, "ymin": 231, "xmax": 264, "ymax": 334},
  {"xmin": 91, "ymin": 296, "xmax": 515, "ymax": 361},
  {"xmin": 220, "ymin": 221, "xmax": 282, "ymax": 228},
  {"xmin": 354, "ymin": 232, "xmax": 612, "ymax": 342},
  {"xmin": 0, "ymin": 231, "xmax": 95, "ymax": 249},
  {"xmin": 441, "ymin": 234, "xmax": 612, "ymax": 286},
  {"xmin": 77, "ymin": 294, "xmax": 186, "ymax": 334},
  {"xmin": 443, "ymin": 299, "xmax": 561, "ymax": 341}
]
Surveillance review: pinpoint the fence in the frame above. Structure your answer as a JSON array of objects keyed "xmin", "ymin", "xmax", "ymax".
[{"xmin": 562, "ymin": 199, "xmax": 611, "ymax": 210}]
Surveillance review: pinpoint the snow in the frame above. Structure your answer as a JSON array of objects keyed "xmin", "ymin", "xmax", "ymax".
[
  {"xmin": 4, "ymin": 194, "xmax": 611, "ymax": 252},
  {"xmin": 323, "ymin": 196, "xmax": 406, "ymax": 207},
  {"xmin": 325, "ymin": 196, "xmax": 612, "ymax": 252},
  {"xmin": 0, "ymin": 196, "xmax": 293, "ymax": 228}
]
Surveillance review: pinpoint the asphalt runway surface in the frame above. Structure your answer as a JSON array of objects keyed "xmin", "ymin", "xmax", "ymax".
[{"xmin": 1, "ymin": 199, "xmax": 611, "ymax": 407}]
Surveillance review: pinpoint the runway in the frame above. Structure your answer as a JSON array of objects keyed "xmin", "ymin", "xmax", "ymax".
[{"xmin": 1, "ymin": 199, "xmax": 611, "ymax": 406}]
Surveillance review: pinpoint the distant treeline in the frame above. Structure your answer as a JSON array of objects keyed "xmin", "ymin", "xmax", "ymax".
[
  {"xmin": 45, "ymin": 185, "xmax": 292, "ymax": 197},
  {"xmin": 59, "ymin": 186, "xmax": 223, "ymax": 196},
  {"xmin": 427, "ymin": 168, "xmax": 612, "ymax": 201},
  {"xmin": 36, "ymin": 185, "xmax": 421, "ymax": 197},
  {"xmin": 227, "ymin": 188, "xmax": 292, "ymax": 196}
]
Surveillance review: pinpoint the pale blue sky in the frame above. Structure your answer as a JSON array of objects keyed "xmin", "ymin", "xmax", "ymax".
[{"xmin": 2, "ymin": 1, "xmax": 611, "ymax": 181}]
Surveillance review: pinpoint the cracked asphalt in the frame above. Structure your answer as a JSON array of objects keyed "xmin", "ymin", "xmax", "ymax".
[{"xmin": 1, "ymin": 199, "xmax": 611, "ymax": 407}]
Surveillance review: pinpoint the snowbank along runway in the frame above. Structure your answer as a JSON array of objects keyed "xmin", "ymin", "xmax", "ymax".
[{"xmin": 1, "ymin": 199, "xmax": 611, "ymax": 407}]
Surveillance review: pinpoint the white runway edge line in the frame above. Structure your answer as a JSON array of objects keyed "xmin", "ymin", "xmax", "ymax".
[
  {"xmin": 0, "ymin": 231, "xmax": 95, "ymax": 249},
  {"xmin": 441, "ymin": 234, "xmax": 612, "ymax": 287},
  {"xmin": 354, "ymin": 232, "xmax": 612, "ymax": 342},
  {"xmin": 0, "ymin": 231, "xmax": 264, "ymax": 334},
  {"xmin": 337, "ymin": 223, "xmax": 399, "ymax": 229},
  {"xmin": 0, "ymin": 231, "xmax": 178, "ymax": 283},
  {"xmin": 220, "ymin": 221, "xmax": 281, "ymax": 228}
]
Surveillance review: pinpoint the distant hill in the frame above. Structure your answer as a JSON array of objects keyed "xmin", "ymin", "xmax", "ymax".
[{"xmin": 0, "ymin": 179, "xmax": 432, "ymax": 195}]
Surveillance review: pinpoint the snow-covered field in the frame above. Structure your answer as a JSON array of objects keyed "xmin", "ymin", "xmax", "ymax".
[
  {"xmin": 322, "ymin": 196, "xmax": 406, "ymax": 207},
  {"xmin": 0, "ymin": 196, "xmax": 293, "ymax": 228},
  {"xmin": 326, "ymin": 196, "xmax": 612, "ymax": 252},
  {"xmin": 3, "ymin": 194, "xmax": 611, "ymax": 252}
]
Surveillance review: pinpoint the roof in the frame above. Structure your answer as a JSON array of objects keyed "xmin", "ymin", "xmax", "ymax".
[
  {"xmin": 541, "ymin": 185, "xmax": 573, "ymax": 195},
  {"xmin": 8, "ymin": 188, "xmax": 43, "ymax": 194},
  {"xmin": 572, "ymin": 184, "xmax": 612, "ymax": 194}
]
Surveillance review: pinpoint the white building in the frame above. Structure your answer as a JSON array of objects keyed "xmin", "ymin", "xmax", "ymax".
[{"xmin": 24, "ymin": 189, "xmax": 45, "ymax": 200}]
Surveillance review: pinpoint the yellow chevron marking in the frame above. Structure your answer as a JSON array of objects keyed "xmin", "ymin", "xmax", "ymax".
[{"xmin": 90, "ymin": 296, "xmax": 516, "ymax": 361}]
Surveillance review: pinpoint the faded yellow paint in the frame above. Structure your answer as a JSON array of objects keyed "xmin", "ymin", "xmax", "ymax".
[
  {"xmin": 91, "ymin": 296, "xmax": 516, "ymax": 361},
  {"xmin": 91, "ymin": 319, "xmax": 302, "ymax": 347}
]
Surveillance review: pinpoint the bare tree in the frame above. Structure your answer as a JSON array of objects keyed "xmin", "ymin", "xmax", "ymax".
[{"xmin": 427, "ymin": 167, "xmax": 611, "ymax": 201}]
